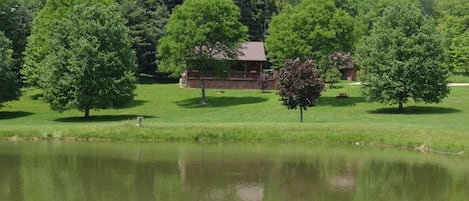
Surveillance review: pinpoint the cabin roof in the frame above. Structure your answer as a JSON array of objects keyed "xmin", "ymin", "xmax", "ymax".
[{"xmin": 237, "ymin": 42, "xmax": 266, "ymax": 61}]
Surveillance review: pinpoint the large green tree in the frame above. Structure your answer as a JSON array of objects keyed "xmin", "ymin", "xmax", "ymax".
[
  {"xmin": 0, "ymin": 32, "xmax": 21, "ymax": 108},
  {"xmin": 265, "ymin": 0, "xmax": 355, "ymax": 68},
  {"xmin": 119, "ymin": 0, "xmax": 169, "ymax": 74},
  {"xmin": 22, "ymin": 0, "xmax": 114, "ymax": 88},
  {"xmin": 276, "ymin": 59, "xmax": 325, "ymax": 122},
  {"xmin": 41, "ymin": 2, "xmax": 136, "ymax": 119},
  {"xmin": 158, "ymin": 0, "xmax": 247, "ymax": 104},
  {"xmin": 357, "ymin": 2, "xmax": 450, "ymax": 111}
]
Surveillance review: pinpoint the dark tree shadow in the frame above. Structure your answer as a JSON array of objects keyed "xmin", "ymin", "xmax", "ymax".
[
  {"xmin": 0, "ymin": 111, "xmax": 34, "ymax": 120},
  {"xmin": 121, "ymin": 100, "xmax": 148, "ymax": 109},
  {"xmin": 137, "ymin": 74, "xmax": 178, "ymax": 84},
  {"xmin": 317, "ymin": 96, "xmax": 366, "ymax": 107},
  {"xmin": 54, "ymin": 115, "xmax": 156, "ymax": 122},
  {"xmin": 30, "ymin": 93, "xmax": 43, "ymax": 100},
  {"xmin": 175, "ymin": 96, "xmax": 268, "ymax": 108},
  {"xmin": 324, "ymin": 85, "xmax": 344, "ymax": 90},
  {"xmin": 368, "ymin": 106, "xmax": 460, "ymax": 115}
]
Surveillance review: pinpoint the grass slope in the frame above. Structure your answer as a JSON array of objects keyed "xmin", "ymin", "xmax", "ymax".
[{"xmin": 0, "ymin": 82, "xmax": 468, "ymax": 154}]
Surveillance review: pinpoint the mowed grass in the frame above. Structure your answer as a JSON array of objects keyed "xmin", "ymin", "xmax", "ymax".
[{"xmin": 1, "ymin": 82, "xmax": 468, "ymax": 154}]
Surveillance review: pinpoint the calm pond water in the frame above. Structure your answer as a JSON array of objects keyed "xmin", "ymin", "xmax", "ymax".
[{"xmin": 0, "ymin": 141, "xmax": 468, "ymax": 201}]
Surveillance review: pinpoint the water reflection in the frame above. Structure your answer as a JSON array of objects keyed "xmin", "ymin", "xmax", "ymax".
[{"xmin": 0, "ymin": 142, "xmax": 468, "ymax": 201}]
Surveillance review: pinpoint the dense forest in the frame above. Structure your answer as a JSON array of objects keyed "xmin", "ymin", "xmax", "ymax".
[{"xmin": 0, "ymin": 0, "xmax": 467, "ymax": 77}]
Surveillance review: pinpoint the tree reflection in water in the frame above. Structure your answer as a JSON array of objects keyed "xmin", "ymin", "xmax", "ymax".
[{"xmin": 0, "ymin": 142, "xmax": 468, "ymax": 201}]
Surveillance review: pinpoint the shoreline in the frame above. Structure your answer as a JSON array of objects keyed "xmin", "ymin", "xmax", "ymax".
[
  {"xmin": 2, "ymin": 135, "xmax": 465, "ymax": 157},
  {"xmin": 1, "ymin": 123, "xmax": 466, "ymax": 157}
]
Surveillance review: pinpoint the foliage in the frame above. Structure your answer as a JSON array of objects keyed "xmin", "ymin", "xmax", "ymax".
[
  {"xmin": 322, "ymin": 66, "xmax": 341, "ymax": 88},
  {"xmin": 158, "ymin": 0, "xmax": 248, "ymax": 104},
  {"xmin": 265, "ymin": 0, "xmax": 355, "ymax": 68},
  {"xmin": 449, "ymin": 31, "xmax": 469, "ymax": 74},
  {"xmin": 235, "ymin": 0, "xmax": 278, "ymax": 41},
  {"xmin": 274, "ymin": 0, "xmax": 301, "ymax": 10},
  {"xmin": 0, "ymin": 0, "xmax": 44, "ymax": 76},
  {"xmin": 357, "ymin": 2, "xmax": 450, "ymax": 111},
  {"xmin": 436, "ymin": 0, "xmax": 469, "ymax": 74},
  {"xmin": 41, "ymin": 2, "xmax": 137, "ymax": 119},
  {"xmin": 0, "ymin": 32, "xmax": 21, "ymax": 108},
  {"xmin": 22, "ymin": 0, "xmax": 114, "ymax": 88},
  {"xmin": 119, "ymin": 0, "xmax": 169, "ymax": 74},
  {"xmin": 448, "ymin": 73, "xmax": 469, "ymax": 83},
  {"xmin": 160, "ymin": 0, "xmax": 184, "ymax": 12},
  {"xmin": 318, "ymin": 52, "xmax": 355, "ymax": 88},
  {"xmin": 276, "ymin": 59, "xmax": 325, "ymax": 122},
  {"xmin": 345, "ymin": 0, "xmax": 425, "ymax": 51}
]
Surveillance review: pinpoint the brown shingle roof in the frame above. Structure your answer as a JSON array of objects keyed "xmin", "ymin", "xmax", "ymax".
[{"xmin": 237, "ymin": 42, "xmax": 266, "ymax": 61}]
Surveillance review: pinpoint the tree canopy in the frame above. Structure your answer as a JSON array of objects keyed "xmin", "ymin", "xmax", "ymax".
[
  {"xmin": 276, "ymin": 59, "xmax": 324, "ymax": 122},
  {"xmin": 449, "ymin": 31, "xmax": 469, "ymax": 74},
  {"xmin": 235, "ymin": 0, "xmax": 278, "ymax": 41},
  {"xmin": 0, "ymin": 0, "xmax": 44, "ymax": 75},
  {"xmin": 22, "ymin": 0, "xmax": 114, "ymax": 88},
  {"xmin": 265, "ymin": 0, "xmax": 355, "ymax": 68},
  {"xmin": 0, "ymin": 31, "xmax": 21, "ymax": 108},
  {"xmin": 436, "ymin": 0, "xmax": 469, "ymax": 73},
  {"xmin": 40, "ymin": 2, "xmax": 136, "ymax": 119},
  {"xmin": 357, "ymin": 2, "xmax": 450, "ymax": 111},
  {"xmin": 158, "ymin": 0, "xmax": 247, "ymax": 104},
  {"xmin": 119, "ymin": 0, "xmax": 169, "ymax": 74}
]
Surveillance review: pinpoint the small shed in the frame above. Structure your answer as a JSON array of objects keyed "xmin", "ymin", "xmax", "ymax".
[{"xmin": 330, "ymin": 52, "xmax": 357, "ymax": 81}]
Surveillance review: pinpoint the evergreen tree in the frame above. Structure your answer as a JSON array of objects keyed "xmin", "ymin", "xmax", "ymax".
[
  {"xmin": 119, "ymin": 0, "xmax": 169, "ymax": 74},
  {"xmin": 235, "ymin": 0, "xmax": 278, "ymax": 41}
]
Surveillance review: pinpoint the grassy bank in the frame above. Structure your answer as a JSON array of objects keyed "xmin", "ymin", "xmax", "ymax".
[{"xmin": 1, "ymin": 82, "xmax": 469, "ymax": 154}]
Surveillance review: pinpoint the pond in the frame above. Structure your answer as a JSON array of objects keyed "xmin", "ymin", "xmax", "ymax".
[{"xmin": 0, "ymin": 141, "xmax": 468, "ymax": 201}]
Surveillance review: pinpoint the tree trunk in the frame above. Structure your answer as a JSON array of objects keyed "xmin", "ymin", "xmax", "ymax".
[
  {"xmin": 84, "ymin": 106, "xmax": 90, "ymax": 119},
  {"xmin": 300, "ymin": 107, "xmax": 303, "ymax": 123},
  {"xmin": 200, "ymin": 68, "xmax": 207, "ymax": 105},
  {"xmin": 398, "ymin": 101, "xmax": 403, "ymax": 112}
]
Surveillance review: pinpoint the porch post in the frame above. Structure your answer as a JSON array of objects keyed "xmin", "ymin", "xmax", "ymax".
[
  {"xmin": 259, "ymin": 62, "xmax": 262, "ymax": 78},
  {"xmin": 243, "ymin": 62, "xmax": 247, "ymax": 79}
]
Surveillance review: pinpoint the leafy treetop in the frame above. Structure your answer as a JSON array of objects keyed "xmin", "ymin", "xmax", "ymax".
[
  {"xmin": 276, "ymin": 59, "xmax": 325, "ymax": 122},
  {"xmin": 357, "ymin": 2, "xmax": 450, "ymax": 111},
  {"xmin": 158, "ymin": 0, "xmax": 248, "ymax": 76},
  {"xmin": 23, "ymin": 0, "xmax": 114, "ymax": 88},
  {"xmin": 265, "ymin": 0, "xmax": 355, "ymax": 68},
  {"xmin": 41, "ymin": 2, "xmax": 137, "ymax": 119}
]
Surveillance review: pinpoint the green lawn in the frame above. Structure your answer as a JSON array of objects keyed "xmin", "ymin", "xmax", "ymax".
[{"xmin": 1, "ymin": 82, "xmax": 468, "ymax": 154}]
